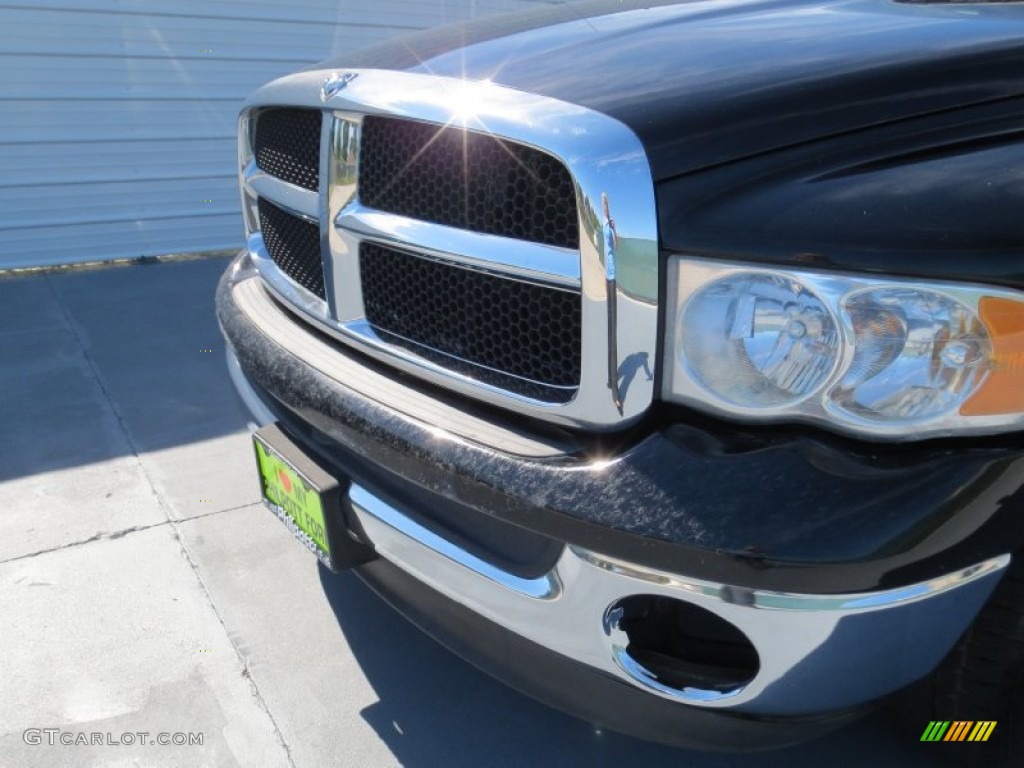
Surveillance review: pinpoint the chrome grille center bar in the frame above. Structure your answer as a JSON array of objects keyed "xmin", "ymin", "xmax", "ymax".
[{"xmin": 336, "ymin": 205, "xmax": 581, "ymax": 288}]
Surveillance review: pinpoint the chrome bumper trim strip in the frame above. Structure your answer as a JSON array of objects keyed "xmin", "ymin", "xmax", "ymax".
[{"xmin": 350, "ymin": 485, "xmax": 561, "ymax": 601}]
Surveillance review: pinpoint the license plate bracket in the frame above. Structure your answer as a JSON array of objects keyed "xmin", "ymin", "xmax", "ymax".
[{"xmin": 252, "ymin": 423, "xmax": 374, "ymax": 571}]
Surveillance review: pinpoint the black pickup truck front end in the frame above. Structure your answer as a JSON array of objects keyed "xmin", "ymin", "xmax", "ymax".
[{"xmin": 218, "ymin": 0, "xmax": 1024, "ymax": 752}]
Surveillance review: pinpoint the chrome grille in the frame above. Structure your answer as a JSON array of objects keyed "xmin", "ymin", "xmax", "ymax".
[
  {"xmin": 360, "ymin": 242, "xmax": 581, "ymax": 402},
  {"xmin": 240, "ymin": 69, "xmax": 658, "ymax": 429},
  {"xmin": 359, "ymin": 116, "xmax": 579, "ymax": 249}
]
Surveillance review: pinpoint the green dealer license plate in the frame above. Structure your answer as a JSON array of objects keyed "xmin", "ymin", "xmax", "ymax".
[{"xmin": 253, "ymin": 424, "xmax": 339, "ymax": 568}]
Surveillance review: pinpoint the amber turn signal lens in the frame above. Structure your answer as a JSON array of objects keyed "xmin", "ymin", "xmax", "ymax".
[{"xmin": 961, "ymin": 297, "xmax": 1024, "ymax": 417}]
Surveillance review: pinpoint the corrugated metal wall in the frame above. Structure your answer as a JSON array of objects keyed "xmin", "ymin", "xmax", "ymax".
[{"xmin": 0, "ymin": 0, "xmax": 564, "ymax": 269}]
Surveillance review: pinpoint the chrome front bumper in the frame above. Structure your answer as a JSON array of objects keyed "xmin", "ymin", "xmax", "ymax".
[{"xmin": 347, "ymin": 480, "xmax": 1007, "ymax": 716}]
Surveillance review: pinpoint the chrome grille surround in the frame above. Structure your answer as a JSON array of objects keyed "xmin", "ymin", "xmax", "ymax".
[{"xmin": 239, "ymin": 69, "xmax": 659, "ymax": 430}]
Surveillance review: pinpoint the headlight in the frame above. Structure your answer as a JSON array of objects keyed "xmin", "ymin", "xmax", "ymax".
[{"xmin": 663, "ymin": 257, "xmax": 1024, "ymax": 440}]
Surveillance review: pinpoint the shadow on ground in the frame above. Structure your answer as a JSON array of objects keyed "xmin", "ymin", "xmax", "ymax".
[{"xmin": 0, "ymin": 257, "xmax": 248, "ymax": 482}]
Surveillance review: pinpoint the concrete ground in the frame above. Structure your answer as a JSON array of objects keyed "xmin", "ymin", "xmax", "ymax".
[{"xmin": 0, "ymin": 256, "xmax": 945, "ymax": 767}]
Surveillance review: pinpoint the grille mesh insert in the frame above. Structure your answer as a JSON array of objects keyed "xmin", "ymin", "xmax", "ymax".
[
  {"xmin": 359, "ymin": 116, "xmax": 579, "ymax": 249},
  {"xmin": 258, "ymin": 198, "xmax": 325, "ymax": 300},
  {"xmin": 253, "ymin": 108, "xmax": 321, "ymax": 191},
  {"xmin": 360, "ymin": 242, "xmax": 581, "ymax": 400}
]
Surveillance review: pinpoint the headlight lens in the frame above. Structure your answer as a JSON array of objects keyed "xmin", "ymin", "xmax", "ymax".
[
  {"xmin": 831, "ymin": 289, "xmax": 989, "ymax": 423},
  {"xmin": 664, "ymin": 258, "xmax": 1024, "ymax": 440},
  {"xmin": 681, "ymin": 273, "xmax": 840, "ymax": 408}
]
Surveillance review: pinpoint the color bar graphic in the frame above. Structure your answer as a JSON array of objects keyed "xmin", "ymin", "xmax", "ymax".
[{"xmin": 920, "ymin": 721, "xmax": 996, "ymax": 742}]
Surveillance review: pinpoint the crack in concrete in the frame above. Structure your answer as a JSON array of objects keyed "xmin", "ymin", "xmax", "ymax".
[
  {"xmin": 0, "ymin": 505, "xmax": 263, "ymax": 566},
  {"xmin": 0, "ymin": 522, "xmax": 168, "ymax": 565},
  {"xmin": 193, "ymin": 499, "xmax": 265, "ymax": 518}
]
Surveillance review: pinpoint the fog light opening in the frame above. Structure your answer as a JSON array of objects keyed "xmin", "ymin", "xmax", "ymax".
[{"xmin": 606, "ymin": 595, "xmax": 759, "ymax": 696}]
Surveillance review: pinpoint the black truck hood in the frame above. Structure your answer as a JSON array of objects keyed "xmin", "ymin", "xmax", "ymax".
[{"xmin": 320, "ymin": 0, "xmax": 1024, "ymax": 181}]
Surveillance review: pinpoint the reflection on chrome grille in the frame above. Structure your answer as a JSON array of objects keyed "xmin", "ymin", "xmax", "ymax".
[
  {"xmin": 254, "ymin": 109, "xmax": 321, "ymax": 191},
  {"xmin": 257, "ymin": 198, "xmax": 325, "ymax": 300},
  {"xmin": 360, "ymin": 242, "xmax": 581, "ymax": 402},
  {"xmin": 359, "ymin": 116, "xmax": 579, "ymax": 249}
]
